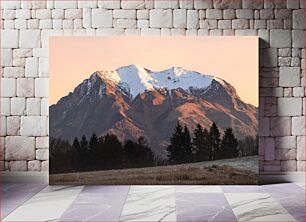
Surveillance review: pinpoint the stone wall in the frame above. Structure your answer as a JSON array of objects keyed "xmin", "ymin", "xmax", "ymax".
[{"xmin": 0, "ymin": 0, "xmax": 305, "ymax": 172}]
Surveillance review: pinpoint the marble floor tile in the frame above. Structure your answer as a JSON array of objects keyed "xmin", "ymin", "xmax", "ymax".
[
  {"xmin": 175, "ymin": 185, "xmax": 222, "ymax": 193},
  {"xmin": 119, "ymin": 185, "xmax": 176, "ymax": 222},
  {"xmin": 81, "ymin": 185, "xmax": 130, "ymax": 194},
  {"xmin": 176, "ymin": 193, "xmax": 236, "ymax": 222},
  {"xmin": 225, "ymin": 193, "xmax": 297, "ymax": 221},
  {"xmin": 221, "ymin": 185, "xmax": 264, "ymax": 193},
  {"xmin": 283, "ymin": 205, "xmax": 305, "ymax": 222},
  {"xmin": 1, "ymin": 183, "xmax": 47, "ymax": 193},
  {"xmin": 59, "ymin": 186, "xmax": 130, "ymax": 221},
  {"xmin": 262, "ymin": 183, "xmax": 304, "ymax": 193},
  {"xmin": 270, "ymin": 192, "xmax": 305, "ymax": 206},
  {"xmin": 3, "ymin": 185, "xmax": 84, "ymax": 221}
]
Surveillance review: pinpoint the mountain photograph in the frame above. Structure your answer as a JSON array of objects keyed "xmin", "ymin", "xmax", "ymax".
[
  {"xmin": 49, "ymin": 64, "xmax": 258, "ymax": 185},
  {"xmin": 49, "ymin": 36, "xmax": 258, "ymax": 184}
]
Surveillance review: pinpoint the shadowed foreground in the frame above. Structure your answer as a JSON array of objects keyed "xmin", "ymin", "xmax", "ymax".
[{"xmin": 50, "ymin": 156, "xmax": 258, "ymax": 185}]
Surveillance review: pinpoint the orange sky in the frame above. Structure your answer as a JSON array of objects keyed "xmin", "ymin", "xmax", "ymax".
[{"xmin": 50, "ymin": 36, "xmax": 258, "ymax": 106}]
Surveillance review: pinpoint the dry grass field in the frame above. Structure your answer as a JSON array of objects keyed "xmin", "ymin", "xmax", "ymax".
[{"xmin": 50, "ymin": 156, "xmax": 258, "ymax": 185}]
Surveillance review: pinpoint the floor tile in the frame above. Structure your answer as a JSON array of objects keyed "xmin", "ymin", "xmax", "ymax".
[
  {"xmin": 221, "ymin": 185, "xmax": 264, "ymax": 193},
  {"xmin": 119, "ymin": 185, "xmax": 176, "ymax": 222},
  {"xmin": 283, "ymin": 205, "xmax": 305, "ymax": 222},
  {"xmin": 3, "ymin": 185, "xmax": 84, "ymax": 221},
  {"xmin": 262, "ymin": 183, "xmax": 304, "ymax": 193},
  {"xmin": 59, "ymin": 186, "xmax": 129, "ymax": 221},
  {"xmin": 175, "ymin": 185, "xmax": 222, "ymax": 193},
  {"xmin": 270, "ymin": 192, "xmax": 305, "ymax": 206},
  {"xmin": 225, "ymin": 193, "xmax": 297, "ymax": 221},
  {"xmin": 176, "ymin": 193, "xmax": 236, "ymax": 222}
]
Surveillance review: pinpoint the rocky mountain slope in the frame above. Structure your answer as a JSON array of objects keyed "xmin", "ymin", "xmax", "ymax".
[{"xmin": 50, "ymin": 64, "xmax": 258, "ymax": 157}]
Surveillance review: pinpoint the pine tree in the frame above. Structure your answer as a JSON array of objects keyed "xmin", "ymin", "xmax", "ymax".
[
  {"xmin": 182, "ymin": 125, "xmax": 193, "ymax": 162},
  {"xmin": 221, "ymin": 127, "xmax": 238, "ymax": 158},
  {"xmin": 167, "ymin": 121, "xmax": 185, "ymax": 164},
  {"xmin": 89, "ymin": 133, "xmax": 99, "ymax": 169},
  {"xmin": 209, "ymin": 122, "xmax": 221, "ymax": 160},
  {"xmin": 193, "ymin": 124, "xmax": 210, "ymax": 161},
  {"xmin": 80, "ymin": 135, "xmax": 89, "ymax": 169}
]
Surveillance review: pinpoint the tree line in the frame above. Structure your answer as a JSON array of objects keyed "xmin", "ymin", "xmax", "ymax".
[
  {"xmin": 50, "ymin": 121, "xmax": 257, "ymax": 174},
  {"xmin": 50, "ymin": 134, "xmax": 155, "ymax": 174},
  {"xmin": 166, "ymin": 121, "xmax": 255, "ymax": 164}
]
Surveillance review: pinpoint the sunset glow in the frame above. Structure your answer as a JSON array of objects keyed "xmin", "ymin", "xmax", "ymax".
[{"xmin": 49, "ymin": 36, "xmax": 258, "ymax": 106}]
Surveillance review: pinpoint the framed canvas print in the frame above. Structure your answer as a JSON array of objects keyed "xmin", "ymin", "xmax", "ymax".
[{"xmin": 49, "ymin": 36, "xmax": 258, "ymax": 185}]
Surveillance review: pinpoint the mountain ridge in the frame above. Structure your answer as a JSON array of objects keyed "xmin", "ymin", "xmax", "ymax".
[{"xmin": 50, "ymin": 64, "xmax": 257, "ymax": 157}]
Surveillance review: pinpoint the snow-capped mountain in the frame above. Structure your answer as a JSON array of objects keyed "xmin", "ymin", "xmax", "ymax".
[{"xmin": 50, "ymin": 65, "xmax": 258, "ymax": 157}]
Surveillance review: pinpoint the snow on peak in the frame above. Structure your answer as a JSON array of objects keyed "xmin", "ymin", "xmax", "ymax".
[{"xmin": 96, "ymin": 64, "xmax": 215, "ymax": 98}]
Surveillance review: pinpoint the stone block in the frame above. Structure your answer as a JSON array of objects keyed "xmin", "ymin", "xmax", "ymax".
[
  {"xmin": 54, "ymin": 0, "xmax": 77, "ymax": 9},
  {"xmin": 1, "ymin": 98, "xmax": 11, "ymax": 116},
  {"xmin": 92, "ymin": 9, "xmax": 113, "ymax": 28},
  {"xmin": 154, "ymin": 0, "xmax": 178, "ymax": 9},
  {"xmin": 96, "ymin": 28, "xmax": 124, "ymax": 36},
  {"xmin": 137, "ymin": 10, "xmax": 149, "ymax": 19},
  {"xmin": 9, "ymin": 161, "xmax": 27, "ymax": 171},
  {"xmin": 65, "ymin": 9, "xmax": 82, "ymax": 19},
  {"xmin": 263, "ymin": 48, "xmax": 277, "ymax": 67},
  {"xmin": 292, "ymin": 30, "xmax": 305, "ymax": 48},
  {"xmin": 52, "ymin": 9, "xmax": 65, "ymax": 19},
  {"xmin": 5, "ymin": 136, "xmax": 35, "ymax": 160},
  {"xmin": 213, "ymin": 0, "xmax": 241, "ymax": 9},
  {"xmin": 281, "ymin": 160, "xmax": 297, "ymax": 171},
  {"xmin": 275, "ymin": 136, "xmax": 297, "ymax": 149},
  {"xmin": 137, "ymin": 20, "xmax": 149, "ymax": 28},
  {"xmin": 26, "ymin": 98, "xmax": 41, "ymax": 116},
  {"xmin": 36, "ymin": 149, "xmax": 49, "ymax": 160},
  {"xmin": 1, "ymin": 49, "xmax": 12, "ymax": 67},
  {"xmin": 278, "ymin": 98, "xmax": 302, "ymax": 116},
  {"xmin": 114, "ymin": 9, "xmax": 136, "ymax": 18},
  {"xmin": 3, "ymin": 67, "xmax": 24, "ymax": 78},
  {"xmin": 292, "ymin": 116, "xmax": 305, "ymax": 136},
  {"xmin": 20, "ymin": 116, "xmax": 48, "ymax": 136},
  {"xmin": 297, "ymin": 136, "xmax": 305, "ymax": 161},
  {"xmin": 179, "ymin": 0, "xmax": 193, "ymax": 9},
  {"xmin": 35, "ymin": 78, "xmax": 49, "ymax": 97},
  {"xmin": 264, "ymin": 137, "xmax": 275, "ymax": 160},
  {"xmin": 35, "ymin": 9, "xmax": 51, "ymax": 19},
  {"xmin": 19, "ymin": 30, "xmax": 41, "ymax": 48},
  {"xmin": 11, "ymin": 98, "xmax": 26, "ymax": 115},
  {"xmin": 1, "ymin": 30, "xmax": 19, "ymax": 48},
  {"xmin": 78, "ymin": 0, "xmax": 97, "ymax": 8},
  {"xmin": 218, "ymin": 20, "xmax": 232, "ymax": 29},
  {"xmin": 1, "ymin": 117, "xmax": 6, "ymax": 137},
  {"xmin": 38, "ymin": 58, "xmax": 48, "ymax": 77},
  {"xmin": 293, "ymin": 9, "xmax": 305, "ymax": 29},
  {"xmin": 270, "ymin": 29, "xmax": 291, "ymax": 48},
  {"xmin": 36, "ymin": 137, "xmax": 49, "ymax": 149},
  {"xmin": 28, "ymin": 160, "xmax": 41, "ymax": 171},
  {"xmin": 242, "ymin": 0, "xmax": 263, "ymax": 9},
  {"xmin": 293, "ymin": 87, "xmax": 304, "ymax": 97},
  {"xmin": 275, "ymin": 9, "xmax": 292, "ymax": 19},
  {"xmin": 98, "ymin": 0, "xmax": 121, "ymax": 9},
  {"xmin": 236, "ymin": 9, "xmax": 254, "ymax": 19},
  {"xmin": 187, "ymin": 10, "xmax": 199, "ymax": 29},
  {"xmin": 232, "ymin": 19, "xmax": 249, "ymax": 29},
  {"xmin": 150, "ymin": 9, "xmax": 172, "ymax": 28},
  {"xmin": 113, "ymin": 19, "xmax": 137, "ymax": 28},
  {"xmin": 223, "ymin": 9, "xmax": 235, "ymax": 19},
  {"xmin": 297, "ymin": 161, "xmax": 305, "ymax": 171},
  {"xmin": 41, "ymin": 98, "xmax": 49, "ymax": 116},
  {"xmin": 287, "ymin": 0, "xmax": 300, "ymax": 9},
  {"xmin": 1, "ymin": 78, "xmax": 16, "ymax": 98},
  {"xmin": 276, "ymin": 149, "xmax": 297, "ymax": 160},
  {"xmin": 25, "ymin": 57, "xmax": 38, "ymax": 78},
  {"xmin": 173, "ymin": 9, "xmax": 187, "ymax": 28},
  {"xmin": 7, "ymin": 116, "xmax": 20, "ymax": 136},
  {"xmin": 41, "ymin": 160, "xmax": 49, "ymax": 171},
  {"xmin": 206, "ymin": 9, "xmax": 222, "ymax": 19},
  {"xmin": 140, "ymin": 28, "xmax": 161, "ymax": 36},
  {"xmin": 279, "ymin": 67, "xmax": 300, "ymax": 87},
  {"xmin": 270, "ymin": 117, "xmax": 291, "ymax": 136},
  {"xmin": 17, "ymin": 78, "xmax": 34, "ymax": 97},
  {"xmin": 1, "ymin": 1, "xmax": 20, "ymax": 9}
]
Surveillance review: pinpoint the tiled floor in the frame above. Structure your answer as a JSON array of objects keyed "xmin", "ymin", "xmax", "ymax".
[{"xmin": 1, "ymin": 182, "xmax": 305, "ymax": 221}]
